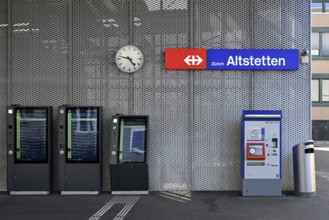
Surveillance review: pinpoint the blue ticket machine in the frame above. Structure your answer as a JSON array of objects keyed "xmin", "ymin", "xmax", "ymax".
[{"xmin": 242, "ymin": 110, "xmax": 282, "ymax": 196}]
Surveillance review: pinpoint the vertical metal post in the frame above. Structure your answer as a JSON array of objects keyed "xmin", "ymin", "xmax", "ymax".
[
  {"xmin": 128, "ymin": 0, "xmax": 134, "ymax": 115},
  {"xmin": 68, "ymin": 0, "xmax": 73, "ymax": 104},
  {"xmin": 5, "ymin": 0, "xmax": 13, "ymax": 192},
  {"xmin": 189, "ymin": 0, "xmax": 194, "ymax": 190},
  {"xmin": 323, "ymin": 1, "xmax": 327, "ymax": 13},
  {"xmin": 309, "ymin": 2, "xmax": 313, "ymax": 138},
  {"xmin": 7, "ymin": 0, "xmax": 12, "ymax": 105},
  {"xmin": 129, "ymin": 0, "xmax": 133, "ymax": 44},
  {"xmin": 250, "ymin": 0, "xmax": 254, "ymax": 109}
]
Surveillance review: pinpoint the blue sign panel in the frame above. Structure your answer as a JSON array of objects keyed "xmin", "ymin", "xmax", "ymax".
[{"xmin": 207, "ymin": 49, "xmax": 299, "ymax": 70}]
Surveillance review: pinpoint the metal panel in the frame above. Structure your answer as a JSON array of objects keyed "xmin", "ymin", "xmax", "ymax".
[
  {"xmin": 2, "ymin": 0, "xmax": 310, "ymax": 192},
  {"xmin": 0, "ymin": 0, "xmax": 7, "ymax": 191},
  {"xmin": 193, "ymin": 0, "xmax": 251, "ymax": 190}
]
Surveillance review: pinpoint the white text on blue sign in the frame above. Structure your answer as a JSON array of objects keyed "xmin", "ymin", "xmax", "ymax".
[{"xmin": 207, "ymin": 49, "xmax": 299, "ymax": 70}]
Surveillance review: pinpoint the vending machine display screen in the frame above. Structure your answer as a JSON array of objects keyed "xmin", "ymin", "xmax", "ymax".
[
  {"xmin": 118, "ymin": 118, "xmax": 147, "ymax": 163},
  {"xmin": 15, "ymin": 108, "xmax": 48, "ymax": 163},
  {"xmin": 66, "ymin": 108, "xmax": 99, "ymax": 163}
]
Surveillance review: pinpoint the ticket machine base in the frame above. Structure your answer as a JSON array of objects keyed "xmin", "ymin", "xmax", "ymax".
[
  {"xmin": 242, "ymin": 179, "xmax": 282, "ymax": 196},
  {"xmin": 110, "ymin": 163, "xmax": 148, "ymax": 194}
]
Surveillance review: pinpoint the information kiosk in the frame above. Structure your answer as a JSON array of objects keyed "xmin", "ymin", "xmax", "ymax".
[
  {"xmin": 58, "ymin": 106, "xmax": 102, "ymax": 195},
  {"xmin": 7, "ymin": 106, "xmax": 52, "ymax": 195},
  {"xmin": 110, "ymin": 115, "xmax": 149, "ymax": 194},
  {"xmin": 242, "ymin": 110, "xmax": 282, "ymax": 196}
]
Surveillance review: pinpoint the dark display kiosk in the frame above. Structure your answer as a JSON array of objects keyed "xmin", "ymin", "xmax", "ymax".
[
  {"xmin": 110, "ymin": 115, "xmax": 149, "ymax": 195},
  {"xmin": 58, "ymin": 106, "xmax": 102, "ymax": 195},
  {"xmin": 7, "ymin": 106, "xmax": 52, "ymax": 195}
]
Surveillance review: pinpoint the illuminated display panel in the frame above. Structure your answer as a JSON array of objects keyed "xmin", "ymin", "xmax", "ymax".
[
  {"xmin": 66, "ymin": 107, "xmax": 99, "ymax": 163},
  {"xmin": 15, "ymin": 108, "xmax": 48, "ymax": 163},
  {"xmin": 118, "ymin": 118, "xmax": 147, "ymax": 163}
]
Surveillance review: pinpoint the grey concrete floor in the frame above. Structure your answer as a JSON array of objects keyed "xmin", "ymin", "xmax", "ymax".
[{"xmin": 0, "ymin": 148, "xmax": 329, "ymax": 220}]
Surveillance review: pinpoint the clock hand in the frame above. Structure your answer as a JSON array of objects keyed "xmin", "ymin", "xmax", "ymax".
[
  {"xmin": 118, "ymin": 55, "xmax": 130, "ymax": 59},
  {"xmin": 127, "ymin": 57, "xmax": 136, "ymax": 66},
  {"xmin": 118, "ymin": 55, "xmax": 136, "ymax": 66}
]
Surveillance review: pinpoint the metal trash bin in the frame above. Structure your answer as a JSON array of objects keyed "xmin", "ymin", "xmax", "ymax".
[{"xmin": 293, "ymin": 140, "xmax": 316, "ymax": 197}]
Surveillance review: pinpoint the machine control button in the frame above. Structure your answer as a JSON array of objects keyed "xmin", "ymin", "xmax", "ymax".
[
  {"xmin": 112, "ymin": 151, "xmax": 116, "ymax": 155},
  {"xmin": 60, "ymin": 144, "xmax": 64, "ymax": 148},
  {"xmin": 249, "ymin": 148, "xmax": 256, "ymax": 154},
  {"xmin": 60, "ymin": 150, "xmax": 64, "ymax": 155},
  {"xmin": 8, "ymin": 150, "xmax": 13, "ymax": 155}
]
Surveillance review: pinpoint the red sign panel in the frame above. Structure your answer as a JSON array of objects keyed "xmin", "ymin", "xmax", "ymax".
[{"xmin": 165, "ymin": 48, "xmax": 207, "ymax": 70}]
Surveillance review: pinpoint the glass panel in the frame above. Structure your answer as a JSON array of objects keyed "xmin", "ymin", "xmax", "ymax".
[
  {"xmin": 312, "ymin": 80, "xmax": 319, "ymax": 102},
  {"xmin": 312, "ymin": 49, "xmax": 319, "ymax": 56},
  {"xmin": 322, "ymin": 33, "xmax": 329, "ymax": 56},
  {"xmin": 312, "ymin": 32, "xmax": 320, "ymax": 55},
  {"xmin": 119, "ymin": 118, "xmax": 147, "ymax": 163},
  {"xmin": 66, "ymin": 107, "xmax": 99, "ymax": 163},
  {"xmin": 15, "ymin": 108, "xmax": 48, "ymax": 163},
  {"xmin": 312, "ymin": 32, "xmax": 319, "ymax": 50},
  {"xmin": 322, "ymin": 80, "xmax": 329, "ymax": 101},
  {"xmin": 312, "ymin": 3, "xmax": 329, "ymax": 12}
]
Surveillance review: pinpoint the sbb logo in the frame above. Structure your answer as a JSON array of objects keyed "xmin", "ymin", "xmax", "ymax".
[{"xmin": 165, "ymin": 48, "xmax": 207, "ymax": 70}]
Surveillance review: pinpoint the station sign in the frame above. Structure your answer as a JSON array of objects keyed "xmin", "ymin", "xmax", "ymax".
[
  {"xmin": 207, "ymin": 49, "xmax": 299, "ymax": 70},
  {"xmin": 165, "ymin": 48, "xmax": 299, "ymax": 70}
]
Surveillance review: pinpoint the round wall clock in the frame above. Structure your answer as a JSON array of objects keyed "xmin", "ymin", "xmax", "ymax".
[{"xmin": 115, "ymin": 45, "xmax": 144, "ymax": 73}]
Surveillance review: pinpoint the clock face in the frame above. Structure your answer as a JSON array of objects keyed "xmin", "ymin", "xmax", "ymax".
[{"xmin": 115, "ymin": 45, "xmax": 144, "ymax": 73}]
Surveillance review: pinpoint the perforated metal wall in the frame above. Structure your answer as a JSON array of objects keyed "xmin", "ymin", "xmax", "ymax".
[
  {"xmin": 70, "ymin": 0, "xmax": 130, "ymax": 191},
  {"xmin": 10, "ymin": 0, "xmax": 69, "ymax": 190},
  {"xmin": 252, "ymin": 0, "xmax": 311, "ymax": 191},
  {"xmin": 192, "ymin": 0, "xmax": 252, "ymax": 190},
  {"xmin": 133, "ymin": 0, "xmax": 191, "ymax": 191},
  {"xmin": 1, "ymin": 0, "xmax": 310, "ymax": 191},
  {"xmin": 0, "ymin": 0, "xmax": 7, "ymax": 191}
]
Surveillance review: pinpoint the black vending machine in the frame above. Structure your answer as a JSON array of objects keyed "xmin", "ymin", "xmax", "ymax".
[
  {"xmin": 110, "ymin": 115, "xmax": 149, "ymax": 194},
  {"xmin": 7, "ymin": 106, "xmax": 52, "ymax": 195},
  {"xmin": 58, "ymin": 106, "xmax": 102, "ymax": 195}
]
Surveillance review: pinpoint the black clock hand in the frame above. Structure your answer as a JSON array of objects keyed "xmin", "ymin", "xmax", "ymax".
[
  {"xmin": 118, "ymin": 55, "xmax": 129, "ymax": 59},
  {"xmin": 118, "ymin": 55, "xmax": 136, "ymax": 66},
  {"xmin": 127, "ymin": 57, "xmax": 136, "ymax": 66}
]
